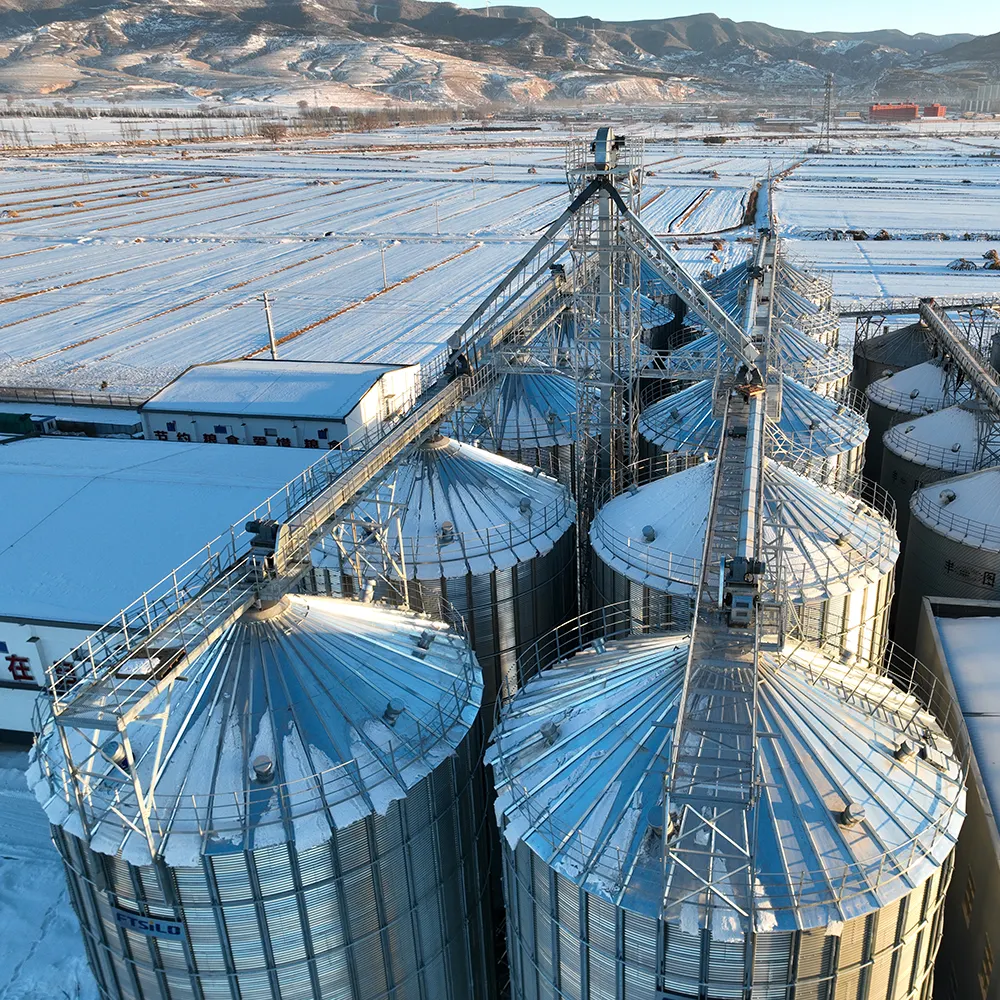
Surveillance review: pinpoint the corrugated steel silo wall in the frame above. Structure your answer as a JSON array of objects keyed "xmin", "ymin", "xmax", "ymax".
[
  {"xmin": 864, "ymin": 401, "xmax": 902, "ymax": 482},
  {"xmin": 878, "ymin": 450, "xmax": 955, "ymax": 549},
  {"xmin": 498, "ymin": 444, "xmax": 575, "ymax": 494},
  {"xmin": 503, "ymin": 839, "xmax": 952, "ymax": 1000},
  {"xmin": 53, "ymin": 716, "xmax": 497, "ymax": 1000},
  {"xmin": 590, "ymin": 555, "xmax": 893, "ymax": 669},
  {"xmin": 896, "ymin": 517, "xmax": 1000, "ymax": 653}
]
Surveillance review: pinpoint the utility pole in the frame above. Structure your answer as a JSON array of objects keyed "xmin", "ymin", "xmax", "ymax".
[
  {"xmin": 379, "ymin": 241, "xmax": 388, "ymax": 289},
  {"xmin": 262, "ymin": 291, "xmax": 278, "ymax": 360}
]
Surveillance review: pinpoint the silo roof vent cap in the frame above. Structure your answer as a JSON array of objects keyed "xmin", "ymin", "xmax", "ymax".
[
  {"xmin": 642, "ymin": 524, "xmax": 657, "ymax": 542},
  {"xmin": 939, "ymin": 489, "xmax": 957, "ymax": 505},
  {"xmin": 102, "ymin": 739, "xmax": 127, "ymax": 768},
  {"xmin": 439, "ymin": 520, "xmax": 456, "ymax": 543},
  {"xmin": 903, "ymin": 424, "xmax": 915, "ymax": 434},
  {"xmin": 519, "ymin": 497, "xmax": 532, "ymax": 514},
  {"xmin": 839, "ymin": 801, "xmax": 866, "ymax": 827},
  {"xmin": 252, "ymin": 755, "xmax": 275, "ymax": 783},
  {"xmin": 951, "ymin": 442, "xmax": 962, "ymax": 452},
  {"xmin": 383, "ymin": 699, "xmax": 406, "ymax": 726},
  {"xmin": 591, "ymin": 637, "xmax": 607, "ymax": 655},
  {"xmin": 646, "ymin": 806, "xmax": 665, "ymax": 838},
  {"xmin": 416, "ymin": 629, "xmax": 435, "ymax": 650},
  {"xmin": 540, "ymin": 720, "xmax": 560, "ymax": 746},
  {"xmin": 894, "ymin": 740, "xmax": 916, "ymax": 763},
  {"xmin": 909, "ymin": 388, "xmax": 921, "ymax": 399},
  {"xmin": 669, "ymin": 408, "xmax": 681, "ymax": 422},
  {"xmin": 627, "ymin": 484, "xmax": 640, "ymax": 496}
]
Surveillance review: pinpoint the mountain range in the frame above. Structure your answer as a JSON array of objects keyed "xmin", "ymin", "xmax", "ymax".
[{"xmin": 0, "ymin": 0, "xmax": 994, "ymax": 107}]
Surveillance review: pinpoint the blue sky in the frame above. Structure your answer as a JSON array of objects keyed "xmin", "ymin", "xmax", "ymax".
[{"xmin": 521, "ymin": 1, "xmax": 999, "ymax": 37}]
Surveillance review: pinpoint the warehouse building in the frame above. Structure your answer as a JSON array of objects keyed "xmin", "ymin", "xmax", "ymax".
[
  {"xmin": 141, "ymin": 359, "xmax": 420, "ymax": 449},
  {"xmin": 915, "ymin": 597, "xmax": 1000, "ymax": 1000},
  {"xmin": 0, "ymin": 436, "xmax": 320, "ymax": 738}
]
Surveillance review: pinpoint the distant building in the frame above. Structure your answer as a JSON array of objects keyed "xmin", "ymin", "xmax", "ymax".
[
  {"xmin": 141, "ymin": 359, "xmax": 420, "ymax": 449},
  {"xmin": 967, "ymin": 85, "xmax": 1000, "ymax": 114},
  {"xmin": 924, "ymin": 104, "xmax": 947, "ymax": 118},
  {"xmin": 869, "ymin": 103, "xmax": 920, "ymax": 122},
  {"xmin": 0, "ymin": 437, "xmax": 319, "ymax": 738},
  {"xmin": 915, "ymin": 597, "xmax": 1000, "ymax": 1000}
]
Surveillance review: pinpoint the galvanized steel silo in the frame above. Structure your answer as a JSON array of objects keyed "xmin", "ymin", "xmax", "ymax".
[
  {"xmin": 469, "ymin": 367, "xmax": 577, "ymax": 488},
  {"xmin": 896, "ymin": 467, "xmax": 1000, "ymax": 651},
  {"xmin": 667, "ymin": 324, "xmax": 853, "ymax": 395},
  {"xmin": 864, "ymin": 360, "xmax": 972, "ymax": 478},
  {"xmin": 29, "ymin": 596, "xmax": 496, "ymax": 1000},
  {"xmin": 489, "ymin": 630, "xmax": 966, "ymax": 1000},
  {"xmin": 590, "ymin": 459, "xmax": 898, "ymax": 665},
  {"xmin": 638, "ymin": 375, "xmax": 867, "ymax": 487},
  {"xmin": 312, "ymin": 435, "xmax": 577, "ymax": 711},
  {"xmin": 880, "ymin": 401, "xmax": 983, "ymax": 544},
  {"xmin": 852, "ymin": 321, "xmax": 934, "ymax": 394}
]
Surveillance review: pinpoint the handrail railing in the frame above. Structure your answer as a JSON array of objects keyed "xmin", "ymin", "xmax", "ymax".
[
  {"xmin": 883, "ymin": 422, "xmax": 978, "ymax": 474},
  {"xmin": 911, "ymin": 487, "xmax": 1000, "ymax": 550},
  {"xmin": 0, "ymin": 385, "xmax": 149, "ymax": 409},
  {"xmin": 491, "ymin": 609, "xmax": 969, "ymax": 914}
]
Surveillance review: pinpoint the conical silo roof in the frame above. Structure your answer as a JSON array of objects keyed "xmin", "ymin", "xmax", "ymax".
[
  {"xmin": 883, "ymin": 400, "xmax": 982, "ymax": 475},
  {"xmin": 488, "ymin": 633, "xmax": 965, "ymax": 930},
  {"xmin": 29, "ymin": 596, "xmax": 483, "ymax": 868},
  {"xmin": 668, "ymin": 323, "xmax": 852, "ymax": 388},
  {"xmin": 318, "ymin": 435, "xmax": 576, "ymax": 581},
  {"xmin": 866, "ymin": 359, "xmax": 972, "ymax": 416},
  {"xmin": 590, "ymin": 459, "xmax": 897, "ymax": 600},
  {"xmin": 639, "ymin": 375, "xmax": 867, "ymax": 460},
  {"xmin": 910, "ymin": 466, "xmax": 1000, "ymax": 551},
  {"xmin": 482, "ymin": 368, "xmax": 577, "ymax": 450}
]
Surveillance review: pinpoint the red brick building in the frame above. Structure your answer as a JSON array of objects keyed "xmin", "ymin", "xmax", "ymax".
[{"xmin": 869, "ymin": 103, "xmax": 919, "ymax": 122}]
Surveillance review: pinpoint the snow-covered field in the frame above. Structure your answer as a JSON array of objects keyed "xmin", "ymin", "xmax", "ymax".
[
  {"xmin": 4, "ymin": 120, "xmax": 1000, "ymax": 1000},
  {"xmin": 0, "ymin": 749, "xmax": 97, "ymax": 1000}
]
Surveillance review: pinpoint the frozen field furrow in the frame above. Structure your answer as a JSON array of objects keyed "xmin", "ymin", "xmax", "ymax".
[{"xmin": 0, "ymin": 238, "xmax": 525, "ymax": 390}]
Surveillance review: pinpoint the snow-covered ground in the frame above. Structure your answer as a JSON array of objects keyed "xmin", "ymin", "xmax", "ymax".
[{"xmin": 0, "ymin": 748, "xmax": 98, "ymax": 1000}]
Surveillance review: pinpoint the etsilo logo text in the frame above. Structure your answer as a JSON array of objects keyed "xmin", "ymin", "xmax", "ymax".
[{"xmin": 112, "ymin": 907, "xmax": 186, "ymax": 942}]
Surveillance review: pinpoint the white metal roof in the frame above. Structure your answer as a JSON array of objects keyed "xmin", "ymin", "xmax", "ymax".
[
  {"xmin": 910, "ymin": 466, "xmax": 1000, "ymax": 551},
  {"xmin": 639, "ymin": 375, "xmax": 866, "ymax": 458},
  {"xmin": 314, "ymin": 435, "xmax": 576, "ymax": 581},
  {"xmin": 866, "ymin": 359, "xmax": 970, "ymax": 415},
  {"xmin": 29, "ymin": 596, "xmax": 482, "ymax": 867},
  {"xmin": 483, "ymin": 368, "xmax": 577, "ymax": 450},
  {"xmin": 883, "ymin": 401, "xmax": 981, "ymax": 473},
  {"xmin": 591, "ymin": 459, "xmax": 898, "ymax": 600},
  {"xmin": 489, "ymin": 633, "xmax": 965, "ymax": 930},
  {"xmin": 0, "ymin": 437, "xmax": 317, "ymax": 625},
  {"xmin": 935, "ymin": 615, "xmax": 1000, "ymax": 831},
  {"xmin": 142, "ymin": 360, "xmax": 412, "ymax": 420}
]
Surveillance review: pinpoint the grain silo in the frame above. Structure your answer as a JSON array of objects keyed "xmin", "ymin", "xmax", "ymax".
[
  {"xmin": 29, "ymin": 595, "xmax": 497, "ymax": 1000},
  {"xmin": 311, "ymin": 434, "xmax": 577, "ymax": 710},
  {"xmin": 864, "ymin": 359, "xmax": 972, "ymax": 477},
  {"xmin": 773, "ymin": 284, "xmax": 840, "ymax": 347},
  {"xmin": 590, "ymin": 458, "xmax": 898, "ymax": 665},
  {"xmin": 489, "ymin": 630, "xmax": 966, "ymax": 1000},
  {"xmin": 880, "ymin": 401, "xmax": 983, "ymax": 544},
  {"xmin": 896, "ymin": 466, "xmax": 1000, "ymax": 651},
  {"xmin": 465, "ymin": 365, "xmax": 577, "ymax": 488},
  {"xmin": 852, "ymin": 321, "xmax": 934, "ymax": 394},
  {"xmin": 638, "ymin": 374, "xmax": 867, "ymax": 487},
  {"xmin": 666, "ymin": 323, "xmax": 852, "ymax": 394}
]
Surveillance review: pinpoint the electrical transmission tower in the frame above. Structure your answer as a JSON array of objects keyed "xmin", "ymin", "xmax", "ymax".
[{"xmin": 821, "ymin": 73, "xmax": 835, "ymax": 153}]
